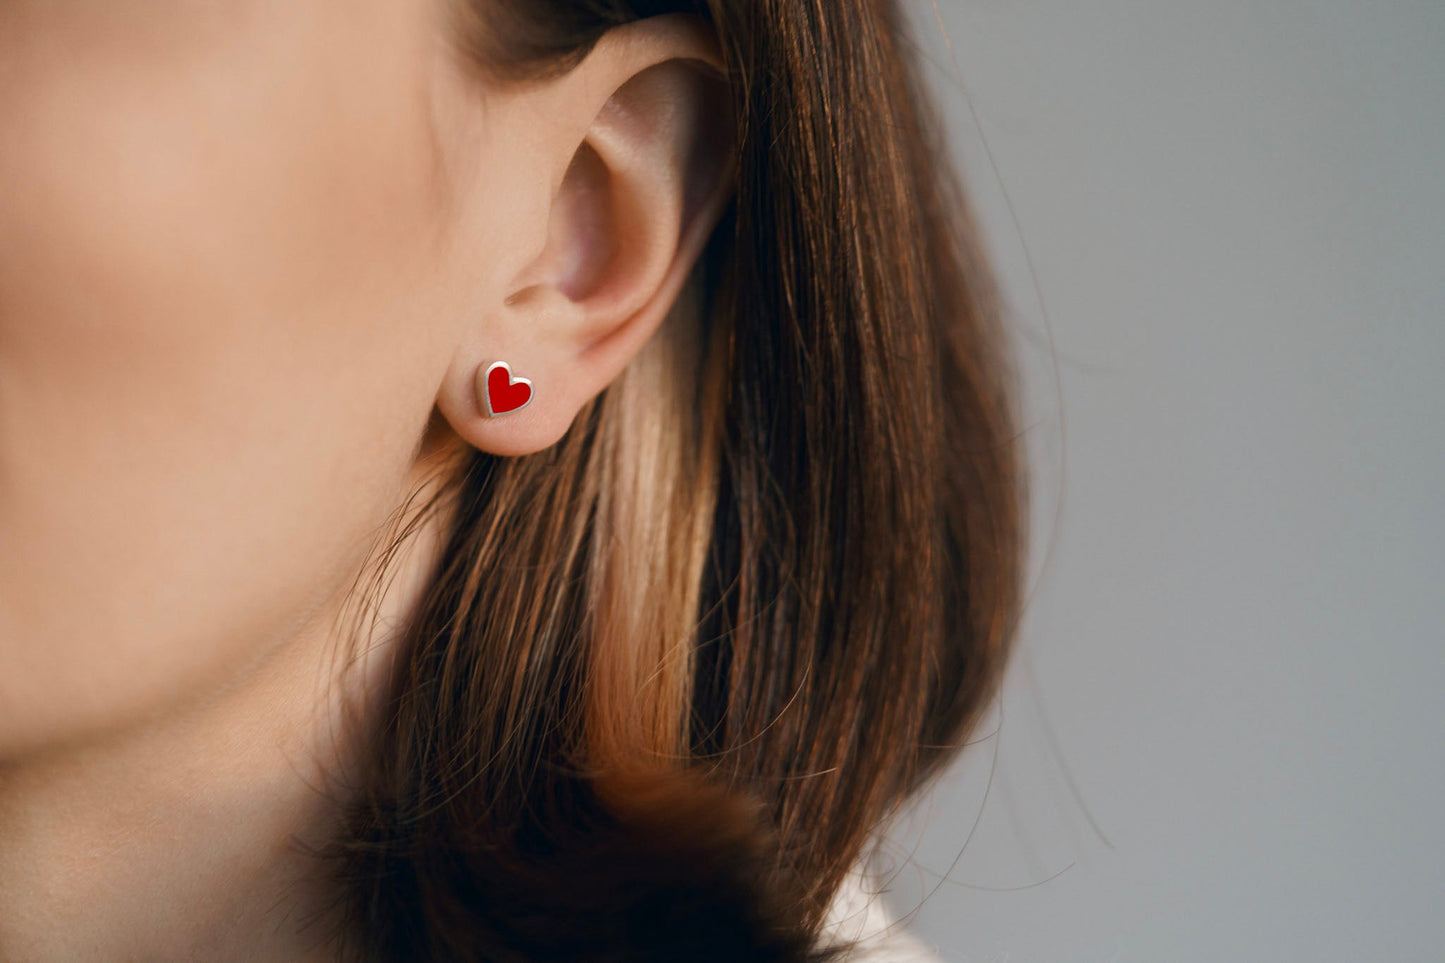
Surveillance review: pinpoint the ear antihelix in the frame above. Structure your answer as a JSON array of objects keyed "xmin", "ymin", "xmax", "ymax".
[{"xmin": 478, "ymin": 361, "xmax": 534, "ymax": 418}]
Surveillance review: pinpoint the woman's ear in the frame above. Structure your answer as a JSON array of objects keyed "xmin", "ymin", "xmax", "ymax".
[{"xmin": 434, "ymin": 15, "xmax": 735, "ymax": 457}]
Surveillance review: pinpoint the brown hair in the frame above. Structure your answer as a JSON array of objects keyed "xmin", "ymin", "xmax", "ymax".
[{"xmin": 317, "ymin": 0, "xmax": 1025, "ymax": 959}]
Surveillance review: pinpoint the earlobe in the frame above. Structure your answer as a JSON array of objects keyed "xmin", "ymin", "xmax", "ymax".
[{"xmin": 442, "ymin": 349, "xmax": 572, "ymax": 458}]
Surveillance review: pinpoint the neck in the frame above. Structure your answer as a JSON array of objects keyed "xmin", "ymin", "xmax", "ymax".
[{"xmin": 0, "ymin": 441, "xmax": 461, "ymax": 962}]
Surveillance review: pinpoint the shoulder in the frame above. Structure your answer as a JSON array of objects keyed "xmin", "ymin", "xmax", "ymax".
[{"xmin": 817, "ymin": 867, "xmax": 943, "ymax": 962}]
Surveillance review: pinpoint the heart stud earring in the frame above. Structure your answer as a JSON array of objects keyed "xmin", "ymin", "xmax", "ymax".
[{"xmin": 480, "ymin": 361, "xmax": 534, "ymax": 418}]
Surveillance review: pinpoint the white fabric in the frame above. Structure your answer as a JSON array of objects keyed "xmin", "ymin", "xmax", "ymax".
[{"xmin": 817, "ymin": 868, "xmax": 942, "ymax": 961}]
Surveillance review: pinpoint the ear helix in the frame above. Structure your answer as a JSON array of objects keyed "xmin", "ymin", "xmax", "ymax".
[{"xmin": 478, "ymin": 361, "xmax": 534, "ymax": 418}]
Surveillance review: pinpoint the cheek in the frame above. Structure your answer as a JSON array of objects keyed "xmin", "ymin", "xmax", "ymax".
[{"xmin": 0, "ymin": 7, "xmax": 459, "ymax": 751}]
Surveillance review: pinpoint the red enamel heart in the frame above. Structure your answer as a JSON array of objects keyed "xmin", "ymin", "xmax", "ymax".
[{"xmin": 485, "ymin": 362, "xmax": 533, "ymax": 417}]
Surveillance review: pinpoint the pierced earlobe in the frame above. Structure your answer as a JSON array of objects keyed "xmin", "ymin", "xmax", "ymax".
[{"xmin": 478, "ymin": 361, "xmax": 534, "ymax": 418}]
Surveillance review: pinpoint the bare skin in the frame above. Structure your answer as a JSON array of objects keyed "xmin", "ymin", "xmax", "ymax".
[{"xmin": 0, "ymin": 2, "xmax": 732, "ymax": 958}]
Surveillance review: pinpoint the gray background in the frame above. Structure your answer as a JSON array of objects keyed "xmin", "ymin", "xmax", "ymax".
[{"xmin": 878, "ymin": 2, "xmax": 1445, "ymax": 960}]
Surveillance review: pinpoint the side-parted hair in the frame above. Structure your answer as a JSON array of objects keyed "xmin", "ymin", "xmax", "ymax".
[{"xmin": 320, "ymin": 1, "xmax": 1025, "ymax": 959}]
